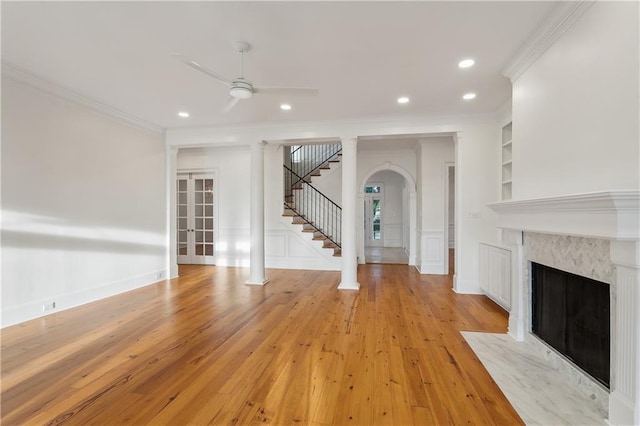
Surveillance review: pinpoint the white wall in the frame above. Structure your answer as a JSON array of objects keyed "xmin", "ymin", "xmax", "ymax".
[
  {"xmin": 417, "ymin": 137, "xmax": 455, "ymax": 274},
  {"xmin": 366, "ymin": 170, "xmax": 405, "ymax": 248},
  {"xmin": 512, "ymin": 1, "xmax": 639, "ymax": 199},
  {"xmin": 454, "ymin": 122, "xmax": 501, "ymax": 293},
  {"xmin": 1, "ymin": 79, "xmax": 166, "ymax": 327},
  {"xmin": 177, "ymin": 146, "xmax": 251, "ymax": 266}
]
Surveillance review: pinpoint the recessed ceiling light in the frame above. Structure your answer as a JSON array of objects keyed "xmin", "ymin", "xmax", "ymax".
[
  {"xmin": 463, "ymin": 93, "xmax": 477, "ymax": 100},
  {"xmin": 280, "ymin": 104, "xmax": 292, "ymax": 111},
  {"xmin": 458, "ymin": 59, "xmax": 475, "ymax": 68},
  {"xmin": 178, "ymin": 111, "xmax": 190, "ymax": 118},
  {"xmin": 397, "ymin": 97, "xmax": 410, "ymax": 104}
]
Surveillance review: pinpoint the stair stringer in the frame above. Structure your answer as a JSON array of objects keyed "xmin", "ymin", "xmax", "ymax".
[{"xmin": 265, "ymin": 217, "xmax": 342, "ymax": 271}]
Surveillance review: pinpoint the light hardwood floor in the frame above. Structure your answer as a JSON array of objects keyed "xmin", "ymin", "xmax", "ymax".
[
  {"xmin": 364, "ymin": 247, "xmax": 409, "ymax": 264},
  {"xmin": 1, "ymin": 264, "xmax": 521, "ymax": 425}
]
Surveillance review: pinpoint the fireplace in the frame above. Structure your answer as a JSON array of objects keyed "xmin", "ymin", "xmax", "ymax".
[
  {"xmin": 488, "ymin": 190, "xmax": 640, "ymax": 425},
  {"xmin": 531, "ymin": 262, "xmax": 610, "ymax": 388}
]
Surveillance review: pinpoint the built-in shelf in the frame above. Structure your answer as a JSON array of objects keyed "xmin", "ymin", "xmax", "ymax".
[{"xmin": 501, "ymin": 122, "xmax": 513, "ymax": 201}]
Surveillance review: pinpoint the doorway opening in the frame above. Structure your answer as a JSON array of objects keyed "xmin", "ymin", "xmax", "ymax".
[{"xmin": 363, "ymin": 171, "xmax": 409, "ymax": 265}]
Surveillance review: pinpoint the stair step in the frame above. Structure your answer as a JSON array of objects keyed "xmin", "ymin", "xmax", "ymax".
[
  {"xmin": 333, "ymin": 248, "xmax": 342, "ymax": 257},
  {"xmin": 323, "ymin": 241, "xmax": 338, "ymax": 249},
  {"xmin": 329, "ymin": 159, "xmax": 340, "ymax": 163},
  {"xmin": 292, "ymin": 217, "xmax": 308, "ymax": 225},
  {"xmin": 282, "ymin": 208, "xmax": 297, "ymax": 217}
]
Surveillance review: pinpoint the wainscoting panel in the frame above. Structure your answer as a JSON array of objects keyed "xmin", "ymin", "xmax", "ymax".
[
  {"xmin": 479, "ymin": 243, "xmax": 511, "ymax": 311},
  {"xmin": 419, "ymin": 230, "xmax": 445, "ymax": 275},
  {"xmin": 266, "ymin": 229, "xmax": 341, "ymax": 271},
  {"xmin": 384, "ymin": 224, "xmax": 403, "ymax": 248}
]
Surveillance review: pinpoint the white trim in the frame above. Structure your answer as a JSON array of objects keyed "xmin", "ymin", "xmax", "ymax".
[
  {"xmin": 488, "ymin": 191, "xmax": 640, "ymax": 241},
  {"xmin": 501, "ymin": 1, "xmax": 595, "ymax": 82},
  {"xmin": 453, "ymin": 277, "xmax": 482, "ymax": 295},
  {"xmin": 2, "ymin": 61, "xmax": 164, "ymax": 134},
  {"xmin": 1, "ymin": 269, "xmax": 168, "ymax": 328}
]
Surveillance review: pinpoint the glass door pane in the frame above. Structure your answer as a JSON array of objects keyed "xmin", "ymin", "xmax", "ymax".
[
  {"xmin": 176, "ymin": 178, "xmax": 189, "ymax": 257},
  {"xmin": 177, "ymin": 174, "xmax": 215, "ymax": 265}
]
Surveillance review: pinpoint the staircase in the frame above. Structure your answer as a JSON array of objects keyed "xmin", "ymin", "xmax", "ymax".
[{"xmin": 283, "ymin": 144, "xmax": 342, "ymax": 256}]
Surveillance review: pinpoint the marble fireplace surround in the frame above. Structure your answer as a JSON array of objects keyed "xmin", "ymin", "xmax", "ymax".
[{"xmin": 488, "ymin": 191, "xmax": 640, "ymax": 426}]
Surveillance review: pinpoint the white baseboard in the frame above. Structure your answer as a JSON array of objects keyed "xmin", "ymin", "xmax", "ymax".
[
  {"xmin": 1, "ymin": 269, "xmax": 169, "ymax": 328},
  {"xmin": 452, "ymin": 276, "xmax": 483, "ymax": 294}
]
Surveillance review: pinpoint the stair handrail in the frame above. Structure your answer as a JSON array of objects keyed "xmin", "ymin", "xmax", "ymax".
[
  {"xmin": 290, "ymin": 144, "xmax": 342, "ymax": 183},
  {"xmin": 284, "ymin": 164, "xmax": 341, "ymax": 248}
]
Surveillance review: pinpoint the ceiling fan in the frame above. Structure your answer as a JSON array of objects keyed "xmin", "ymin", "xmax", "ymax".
[{"xmin": 176, "ymin": 41, "xmax": 319, "ymax": 112}]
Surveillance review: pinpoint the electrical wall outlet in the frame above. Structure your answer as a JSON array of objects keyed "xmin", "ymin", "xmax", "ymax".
[
  {"xmin": 156, "ymin": 272, "xmax": 165, "ymax": 280},
  {"xmin": 42, "ymin": 302, "xmax": 56, "ymax": 312}
]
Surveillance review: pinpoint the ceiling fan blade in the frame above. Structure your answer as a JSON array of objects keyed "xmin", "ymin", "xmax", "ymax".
[
  {"xmin": 222, "ymin": 96, "xmax": 239, "ymax": 112},
  {"xmin": 173, "ymin": 54, "xmax": 232, "ymax": 86},
  {"xmin": 253, "ymin": 86, "xmax": 319, "ymax": 97}
]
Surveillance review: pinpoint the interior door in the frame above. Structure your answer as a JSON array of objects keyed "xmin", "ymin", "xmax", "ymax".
[
  {"xmin": 177, "ymin": 173, "xmax": 215, "ymax": 265},
  {"xmin": 364, "ymin": 193, "xmax": 383, "ymax": 247}
]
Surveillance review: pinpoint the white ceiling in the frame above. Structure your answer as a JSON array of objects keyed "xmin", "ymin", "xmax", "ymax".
[{"xmin": 2, "ymin": 1, "xmax": 558, "ymax": 130}]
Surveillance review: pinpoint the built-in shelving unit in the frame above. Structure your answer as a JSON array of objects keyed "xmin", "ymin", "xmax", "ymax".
[{"xmin": 501, "ymin": 122, "xmax": 513, "ymax": 200}]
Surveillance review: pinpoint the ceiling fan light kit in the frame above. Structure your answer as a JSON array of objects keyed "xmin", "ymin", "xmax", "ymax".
[
  {"xmin": 229, "ymin": 79, "xmax": 253, "ymax": 99},
  {"xmin": 177, "ymin": 41, "xmax": 318, "ymax": 112}
]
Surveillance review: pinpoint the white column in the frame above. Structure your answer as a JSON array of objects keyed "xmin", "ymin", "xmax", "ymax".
[
  {"xmin": 609, "ymin": 241, "xmax": 640, "ymax": 425},
  {"xmin": 246, "ymin": 141, "xmax": 268, "ymax": 285},
  {"xmin": 167, "ymin": 145, "xmax": 179, "ymax": 279},
  {"xmin": 504, "ymin": 229, "xmax": 525, "ymax": 341},
  {"xmin": 338, "ymin": 137, "xmax": 359, "ymax": 290}
]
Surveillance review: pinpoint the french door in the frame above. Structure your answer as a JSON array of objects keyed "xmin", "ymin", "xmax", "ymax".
[
  {"xmin": 176, "ymin": 173, "xmax": 215, "ymax": 265},
  {"xmin": 364, "ymin": 192, "xmax": 383, "ymax": 247}
]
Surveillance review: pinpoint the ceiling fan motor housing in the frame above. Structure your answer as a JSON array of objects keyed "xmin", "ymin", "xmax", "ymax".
[{"xmin": 230, "ymin": 78, "xmax": 253, "ymax": 99}]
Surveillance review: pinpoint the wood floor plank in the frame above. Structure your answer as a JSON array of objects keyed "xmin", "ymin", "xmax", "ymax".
[{"xmin": 1, "ymin": 263, "xmax": 522, "ymax": 425}]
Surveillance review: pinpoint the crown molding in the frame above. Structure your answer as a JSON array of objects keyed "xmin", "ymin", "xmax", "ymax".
[
  {"xmin": 501, "ymin": 1, "xmax": 595, "ymax": 82},
  {"xmin": 2, "ymin": 61, "xmax": 164, "ymax": 135}
]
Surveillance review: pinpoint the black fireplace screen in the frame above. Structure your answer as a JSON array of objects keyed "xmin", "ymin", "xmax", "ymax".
[{"xmin": 532, "ymin": 262, "xmax": 610, "ymax": 388}]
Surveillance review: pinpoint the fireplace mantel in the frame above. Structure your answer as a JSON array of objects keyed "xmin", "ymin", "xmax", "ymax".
[{"xmin": 487, "ymin": 191, "xmax": 640, "ymax": 241}]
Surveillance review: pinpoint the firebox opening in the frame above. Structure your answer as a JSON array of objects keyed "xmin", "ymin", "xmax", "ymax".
[{"xmin": 532, "ymin": 262, "xmax": 610, "ymax": 389}]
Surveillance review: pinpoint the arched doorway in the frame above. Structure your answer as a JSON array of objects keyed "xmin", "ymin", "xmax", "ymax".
[{"xmin": 358, "ymin": 162, "xmax": 416, "ymax": 265}]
